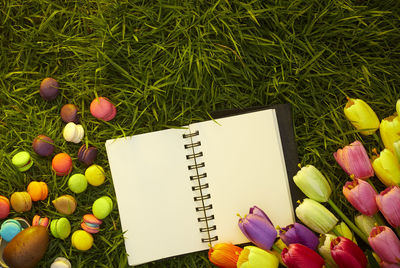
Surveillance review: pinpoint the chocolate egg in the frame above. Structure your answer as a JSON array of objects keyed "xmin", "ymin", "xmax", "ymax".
[
  {"xmin": 52, "ymin": 153, "xmax": 73, "ymax": 176},
  {"xmin": 32, "ymin": 135, "xmax": 54, "ymax": 157},
  {"xmin": 3, "ymin": 225, "xmax": 49, "ymax": 268},
  {"xmin": 60, "ymin": 104, "xmax": 79, "ymax": 123},
  {"xmin": 90, "ymin": 97, "xmax": 117, "ymax": 121},
  {"xmin": 39, "ymin": 78, "xmax": 59, "ymax": 101},
  {"xmin": 78, "ymin": 145, "xmax": 98, "ymax": 166},
  {"xmin": 10, "ymin": 192, "xmax": 32, "ymax": 212}
]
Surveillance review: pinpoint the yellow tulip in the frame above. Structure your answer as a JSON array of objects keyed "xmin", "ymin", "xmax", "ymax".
[
  {"xmin": 372, "ymin": 149, "xmax": 400, "ymax": 186},
  {"xmin": 380, "ymin": 115, "xmax": 400, "ymax": 152},
  {"xmin": 237, "ymin": 246, "xmax": 279, "ymax": 268},
  {"xmin": 344, "ymin": 98, "xmax": 380, "ymax": 135}
]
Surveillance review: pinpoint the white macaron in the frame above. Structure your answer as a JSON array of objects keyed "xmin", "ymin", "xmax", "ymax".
[
  {"xmin": 63, "ymin": 122, "xmax": 84, "ymax": 143},
  {"xmin": 50, "ymin": 257, "xmax": 72, "ymax": 268}
]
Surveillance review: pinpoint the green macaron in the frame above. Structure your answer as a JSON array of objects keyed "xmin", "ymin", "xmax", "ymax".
[
  {"xmin": 92, "ymin": 196, "xmax": 113, "ymax": 219},
  {"xmin": 68, "ymin": 173, "xmax": 88, "ymax": 194},
  {"xmin": 12, "ymin": 151, "xmax": 33, "ymax": 172},
  {"xmin": 50, "ymin": 217, "xmax": 71, "ymax": 239}
]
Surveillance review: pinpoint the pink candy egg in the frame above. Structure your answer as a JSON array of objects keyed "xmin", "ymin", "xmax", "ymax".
[
  {"xmin": 90, "ymin": 97, "xmax": 116, "ymax": 121},
  {"xmin": 52, "ymin": 153, "xmax": 73, "ymax": 176}
]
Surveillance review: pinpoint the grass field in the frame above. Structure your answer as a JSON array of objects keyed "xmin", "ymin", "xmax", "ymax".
[{"xmin": 1, "ymin": 0, "xmax": 400, "ymax": 267}]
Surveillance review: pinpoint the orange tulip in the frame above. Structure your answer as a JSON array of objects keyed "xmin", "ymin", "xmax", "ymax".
[{"xmin": 208, "ymin": 243, "xmax": 243, "ymax": 268}]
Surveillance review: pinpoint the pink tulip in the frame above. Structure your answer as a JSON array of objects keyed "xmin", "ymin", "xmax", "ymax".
[
  {"xmin": 381, "ymin": 262, "xmax": 400, "ymax": 268},
  {"xmin": 334, "ymin": 141, "xmax": 374, "ymax": 180},
  {"xmin": 281, "ymin": 243, "xmax": 325, "ymax": 268},
  {"xmin": 330, "ymin": 236, "xmax": 367, "ymax": 268},
  {"xmin": 368, "ymin": 226, "xmax": 400, "ymax": 264},
  {"xmin": 376, "ymin": 186, "xmax": 400, "ymax": 228},
  {"xmin": 343, "ymin": 179, "xmax": 378, "ymax": 216}
]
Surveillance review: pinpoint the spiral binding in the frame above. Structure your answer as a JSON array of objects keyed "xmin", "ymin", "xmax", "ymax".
[{"xmin": 183, "ymin": 130, "xmax": 218, "ymax": 244}]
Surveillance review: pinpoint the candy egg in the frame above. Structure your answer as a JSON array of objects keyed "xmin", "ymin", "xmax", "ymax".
[
  {"xmin": 50, "ymin": 257, "xmax": 72, "ymax": 268},
  {"xmin": 71, "ymin": 230, "xmax": 93, "ymax": 251},
  {"xmin": 10, "ymin": 192, "xmax": 32, "ymax": 212},
  {"xmin": 52, "ymin": 195, "xmax": 77, "ymax": 215},
  {"xmin": 68, "ymin": 173, "xmax": 87, "ymax": 194},
  {"xmin": 32, "ymin": 135, "xmax": 54, "ymax": 157},
  {"xmin": 39, "ymin": 77, "xmax": 59, "ymax": 101},
  {"xmin": 78, "ymin": 145, "xmax": 97, "ymax": 166},
  {"xmin": 11, "ymin": 151, "xmax": 33, "ymax": 172},
  {"xmin": 0, "ymin": 219, "xmax": 22, "ymax": 242},
  {"xmin": 85, "ymin": 164, "xmax": 105, "ymax": 186},
  {"xmin": 63, "ymin": 122, "xmax": 84, "ymax": 143},
  {"xmin": 27, "ymin": 181, "xmax": 48, "ymax": 201},
  {"xmin": 32, "ymin": 215, "xmax": 49, "ymax": 227},
  {"xmin": 92, "ymin": 196, "xmax": 113, "ymax": 219},
  {"xmin": 81, "ymin": 214, "xmax": 102, "ymax": 234},
  {"xmin": 50, "ymin": 218, "xmax": 71, "ymax": 239},
  {"xmin": 3, "ymin": 225, "xmax": 49, "ymax": 268},
  {"xmin": 52, "ymin": 153, "xmax": 73, "ymax": 176},
  {"xmin": 90, "ymin": 97, "xmax": 117, "ymax": 121},
  {"xmin": 60, "ymin": 104, "xmax": 79, "ymax": 123},
  {"xmin": 0, "ymin": 195, "xmax": 10, "ymax": 219}
]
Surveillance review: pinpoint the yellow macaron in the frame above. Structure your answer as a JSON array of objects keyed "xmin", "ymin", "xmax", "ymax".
[
  {"xmin": 71, "ymin": 230, "xmax": 93, "ymax": 251},
  {"xmin": 85, "ymin": 165, "xmax": 105, "ymax": 186}
]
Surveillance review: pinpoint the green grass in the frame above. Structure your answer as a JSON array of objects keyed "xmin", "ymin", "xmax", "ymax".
[{"xmin": 1, "ymin": 0, "xmax": 400, "ymax": 267}]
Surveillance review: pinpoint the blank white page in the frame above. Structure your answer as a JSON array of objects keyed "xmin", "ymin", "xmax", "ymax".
[
  {"xmin": 191, "ymin": 109, "xmax": 294, "ymax": 244},
  {"xmin": 105, "ymin": 128, "xmax": 207, "ymax": 266}
]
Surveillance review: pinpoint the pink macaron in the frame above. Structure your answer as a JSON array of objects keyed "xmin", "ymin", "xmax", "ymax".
[
  {"xmin": 90, "ymin": 97, "xmax": 116, "ymax": 121},
  {"xmin": 81, "ymin": 214, "xmax": 102, "ymax": 234},
  {"xmin": 32, "ymin": 215, "xmax": 50, "ymax": 227}
]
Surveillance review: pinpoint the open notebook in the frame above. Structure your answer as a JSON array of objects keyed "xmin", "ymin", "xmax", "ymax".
[{"xmin": 105, "ymin": 105, "xmax": 300, "ymax": 266}]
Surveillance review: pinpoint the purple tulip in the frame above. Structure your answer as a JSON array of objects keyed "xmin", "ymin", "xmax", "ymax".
[
  {"xmin": 368, "ymin": 226, "xmax": 400, "ymax": 264},
  {"xmin": 238, "ymin": 206, "xmax": 277, "ymax": 250},
  {"xmin": 376, "ymin": 186, "xmax": 400, "ymax": 228},
  {"xmin": 343, "ymin": 178, "xmax": 378, "ymax": 216},
  {"xmin": 279, "ymin": 223, "xmax": 319, "ymax": 250},
  {"xmin": 334, "ymin": 140, "xmax": 374, "ymax": 180}
]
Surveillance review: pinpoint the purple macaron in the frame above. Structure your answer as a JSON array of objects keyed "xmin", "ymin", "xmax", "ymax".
[
  {"xmin": 32, "ymin": 135, "xmax": 55, "ymax": 157},
  {"xmin": 78, "ymin": 145, "xmax": 98, "ymax": 166},
  {"xmin": 39, "ymin": 78, "xmax": 59, "ymax": 101}
]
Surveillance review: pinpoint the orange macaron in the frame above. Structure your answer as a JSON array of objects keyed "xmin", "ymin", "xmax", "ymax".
[
  {"xmin": 52, "ymin": 153, "xmax": 73, "ymax": 176},
  {"xmin": 27, "ymin": 181, "xmax": 48, "ymax": 201}
]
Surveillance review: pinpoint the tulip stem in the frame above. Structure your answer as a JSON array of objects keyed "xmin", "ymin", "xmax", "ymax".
[
  {"xmin": 395, "ymin": 227, "xmax": 400, "ymax": 238},
  {"xmin": 367, "ymin": 179, "xmax": 378, "ymax": 193},
  {"xmin": 327, "ymin": 199, "xmax": 369, "ymax": 244},
  {"xmin": 272, "ymin": 244, "xmax": 282, "ymax": 254},
  {"xmin": 373, "ymin": 213, "xmax": 386, "ymax": 226}
]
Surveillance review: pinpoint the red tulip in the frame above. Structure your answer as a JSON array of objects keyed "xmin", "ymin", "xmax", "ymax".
[
  {"xmin": 281, "ymin": 243, "xmax": 325, "ymax": 268},
  {"xmin": 343, "ymin": 178, "xmax": 378, "ymax": 216},
  {"xmin": 208, "ymin": 243, "xmax": 242, "ymax": 268},
  {"xmin": 368, "ymin": 226, "xmax": 400, "ymax": 264},
  {"xmin": 330, "ymin": 236, "xmax": 367, "ymax": 268},
  {"xmin": 376, "ymin": 186, "xmax": 400, "ymax": 228}
]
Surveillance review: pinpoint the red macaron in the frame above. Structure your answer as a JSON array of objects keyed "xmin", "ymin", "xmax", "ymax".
[
  {"xmin": 90, "ymin": 97, "xmax": 116, "ymax": 121},
  {"xmin": 0, "ymin": 196, "xmax": 10, "ymax": 219}
]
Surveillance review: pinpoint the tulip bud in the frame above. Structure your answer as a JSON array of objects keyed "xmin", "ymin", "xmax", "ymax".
[
  {"xmin": 333, "ymin": 222, "xmax": 357, "ymax": 244},
  {"xmin": 295, "ymin": 199, "xmax": 338, "ymax": 234},
  {"xmin": 354, "ymin": 214, "xmax": 377, "ymax": 237},
  {"xmin": 368, "ymin": 226, "xmax": 400, "ymax": 264},
  {"xmin": 318, "ymin": 234, "xmax": 339, "ymax": 268},
  {"xmin": 333, "ymin": 140, "xmax": 374, "ymax": 180},
  {"xmin": 238, "ymin": 206, "xmax": 277, "ymax": 250},
  {"xmin": 376, "ymin": 186, "xmax": 400, "ymax": 228},
  {"xmin": 279, "ymin": 223, "xmax": 319, "ymax": 250},
  {"xmin": 380, "ymin": 115, "xmax": 400, "ymax": 152},
  {"xmin": 344, "ymin": 98, "xmax": 380, "ymax": 135},
  {"xmin": 281, "ymin": 243, "xmax": 325, "ymax": 268},
  {"xmin": 208, "ymin": 243, "xmax": 242, "ymax": 268},
  {"xmin": 237, "ymin": 246, "xmax": 279, "ymax": 268},
  {"xmin": 330, "ymin": 237, "xmax": 367, "ymax": 268},
  {"xmin": 293, "ymin": 165, "xmax": 331, "ymax": 202},
  {"xmin": 342, "ymin": 179, "xmax": 378, "ymax": 216},
  {"xmin": 372, "ymin": 149, "xmax": 400, "ymax": 186}
]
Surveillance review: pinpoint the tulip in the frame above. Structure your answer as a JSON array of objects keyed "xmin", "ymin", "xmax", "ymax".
[
  {"xmin": 330, "ymin": 236, "xmax": 367, "ymax": 268},
  {"xmin": 279, "ymin": 223, "xmax": 319, "ymax": 250},
  {"xmin": 372, "ymin": 149, "xmax": 400, "ymax": 186},
  {"xmin": 342, "ymin": 178, "xmax": 378, "ymax": 216},
  {"xmin": 281, "ymin": 243, "xmax": 325, "ymax": 268},
  {"xmin": 208, "ymin": 243, "xmax": 242, "ymax": 268},
  {"xmin": 381, "ymin": 262, "xmax": 400, "ymax": 268},
  {"xmin": 376, "ymin": 186, "xmax": 400, "ymax": 228},
  {"xmin": 368, "ymin": 226, "xmax": 400, "ymax": 264},
  {"xmin": 344, "ymin": 97, "xmax": 380, "ymax": 135},
  {"xmin": 380, "ymin": 115, "xmax": 400, "ymax": 152},
  {"xmin": 318, "ymin": 234, "xmax": 339, "ymax": 268},
  {"xmin": 237, "ymin": 246, "xmax": 279, "ymax": 268},
  {"xmin": 296, "ymin": 198, "xmax": 338, "ymax": 234},
  {"xmin": 333, "ymin": 222, "xmax": 357, "ymax": 244},
  {"xmin": 354, "ymin": 214, "xmax": 377, "ymax": 237},
  {"xmin": 397, "ymin": 100, "xmax": 400, "ymax": 116},
  {"xmin": 293, "ymin": 165, "xmax": 331, "ymax": 202},
  {"xmin": 238, "ymin": 206, "xmax": 277, "ymax": 250},
  {"xmin": 333, "ymin": 140, "xmax": 374, "ymax": 180}
]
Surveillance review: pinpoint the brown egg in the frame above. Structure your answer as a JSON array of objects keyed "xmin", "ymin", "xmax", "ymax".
[{"xmin": 3, "ymin": 225, "xmax": 49, "ymax": 268}]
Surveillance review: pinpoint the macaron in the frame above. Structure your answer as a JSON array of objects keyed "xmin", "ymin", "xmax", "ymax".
[
  {"xmin": 11, "ymin": 151, "xmax": 33, "ymax": 172},
  {"xmin": 32, "ymin": 135, "xmax": 55, "ymax": 157},
  {"xmin": 85, "ymin": 164, "xmax": 105, "ymax": 186},
  {"xmin": 40, "ymin": 77, "xmax": 59, "ymax": 101},
  {"xmin": 0, "ymin": 219, "xmax": 22, "ymax": 242},
  {"xmin": 0, "ymin": 195, "xmax": 10, "ymax": 219},
  {"xmin": 10, "ymin": 192, "xmax": 32, "ymax": 212},
  {"xmin": 50, "ymin": 257, "xmax": 72, "ymax": 268},
  {"xmin": 90, "ymin": 97, "xmax": 117, "ymax": 121},
  {"xmin": 27, "ymin": 181, "xmax": 48, "ymax": 201},
  {"xmin": 60, "ymin": 104, "xmax": 79, "ymax": 123},
  {"xmin": 78, "ymin": 145, "xmax": 97, "ymax": 166},
  {"xmin": 81, "ymin": 214, "xmax": 102, "ymax": 234},
  {"xmin": 50, "ymin": 217, "xmax": 71, "ymax": 239},
  {"xmin": 71, "ymin": 230, "xmax": 93, "ymax": 251},
  {"xmin": 63, "ymin": 122, "xmax": 84, "ymax": 143},
  {"xmin": 52, "ymin": 153, "xmax": 73, "ymax": 176},
  {"xmin": 68, "ymin": 173, "xmax": 88, "ymax": 194},
  {"xmin": 92, "ymin": 196, "xmax": 113, "ymax": 219},
  {"xmin": 52, "ymin": 195, "xmax": 77, "ymax": 215},
  {"xmin": 32, "ymin": 215, "xmax": 50, "ymax": 227}
]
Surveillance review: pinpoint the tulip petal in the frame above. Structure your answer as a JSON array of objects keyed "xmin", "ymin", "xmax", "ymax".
[
  {"xmin": 376, "ymin": 186, "xmax": 400, "ymax": 228},
  {"xmin": 342, "ymin": 179, "xmax": 377, "ymax": 216},
  {"xmin": 369, "ymin": 226, "xmax": 400, "ymax": 264},
  {"xmin": 282, "ymin": 243, "xmax": 325, "ymax": 268},
  {"xmin": 330, "ymin": 237, "xmax": 367, "ymax": 268},
  {"xmin": 240, "ymin": 215, "xmax": 277, "ymax": 250},
  {"xmin": 249, "ymin": 206, "xmax": 273, "ymax": 225}
]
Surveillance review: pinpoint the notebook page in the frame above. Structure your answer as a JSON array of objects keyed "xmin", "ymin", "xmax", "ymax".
[
  {"xmin": 191, "ymin": 109, "xmax": 294, "ymax": 244},
  {"xmin": 105, "ymin": 128, "xmax": 207, "ymax": 266}
]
